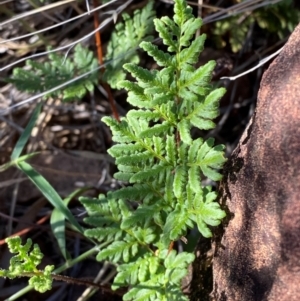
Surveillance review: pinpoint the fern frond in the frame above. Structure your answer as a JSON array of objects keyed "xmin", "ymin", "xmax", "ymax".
[
  {"xmin": 139, "ymin": 122, "xmax": 172, "ymax": 138},
  {"xmin": 188, "ymin": 87, "xmax": 226, "ymax": 130},
  {"xmin": 129, "ymin": 165, "xmax": 167, "ymax": 183},
  {"xmin": 112, "ymin": 256, "xmax": 158, "ymax": 289},
  {"xmin": 116, "ymin": 152, "xmax": 153, "ymax": 165},
  {"xmin": 121, "ymin": 203, "xmax": 164, "ymax": 230},
  {"xmin": 84, "ymin": 226, "xmax": 123, "ymax": 241},
  {"xmin": 177, "ymin": 119, "xmax": 192, "ymax": 144},
  {"xmin": 179, "ymin": 60, "xmax": 216, "ymax": 95},
  {"xmin": 102, "ymin": 117, "xmax": 135, "ymax": 143},
  {"xmin": 9, "ymin": 44, "xmax": 98, "ymax": 101},
  {"xmin": 195, "ymin": 138, "xmax": 226, "ymax": 181},
  {"xmin": 173, "ymin": 166, "xmax": 187, "ymax": 199},
  {"xmin": 80, "ymin": 0, "xmax": 227, "ymax": 299},
  {"xmin": 188, "ymin": 165, "xmax": 202, "ymax": 193},
  {"xmin": 123, "ymin": 63, "xmax": 155, "ymax": 84},
  {"xmin": 154, "ymin": 17, "xmax": 178, "ymax": 52},
  {"xmin": 96, "ymin": 237, "xmax": 139, "ymax": 263},
  {"xmin": 104, "ymin": 1, "xmax": 155, "ymax": 88},
  {"xmin": 110, "ymin": 184, "xmax": 154, "ymax": 202},
  {"xmin": 140, "ymin": 42, "xmax": 173, "ymax": 67},
  {"xmin": 179, "ymin": 35, "xmax": 205, "ymax": 67},
  {"xmin": 191, "ymin": 188, "xmax": 226, "ymax": 237},
  {"xmin": 166, "ymin": 135, "xmax": 177, "ymax": 164},
  {"xmin": 163, "ymin": 204, "xmax": 191, "ymax": 242}
]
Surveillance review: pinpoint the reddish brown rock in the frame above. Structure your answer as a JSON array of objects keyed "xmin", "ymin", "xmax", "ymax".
[{"xmin": 212, "ymin": 23, "xmax": 300, "ymax": 301}]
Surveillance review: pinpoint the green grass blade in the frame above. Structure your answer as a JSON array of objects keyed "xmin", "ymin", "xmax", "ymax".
[
  {"xmin": 0, "ymin": 152, "xmax": 39, "ymax": 172},
  {"xmin": 17, "ymin": 161, "xmax": 83, "ymax": 234},
  {"xmin": 50, "ymin": 187, "xmax": 90, "ymax": 261},
  {"xmin": 11, "ymin": 102, "xmax": 42, "ymax": 161}
]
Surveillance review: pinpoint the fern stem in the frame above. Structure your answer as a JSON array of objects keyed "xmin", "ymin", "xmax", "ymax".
[
  {"xmin": 93, "ymin": 0, "xmax": 120, "ymax": 122},
  {"xmin": 93, "ymin": 0, "xmax": 104, "ymax": 66}
]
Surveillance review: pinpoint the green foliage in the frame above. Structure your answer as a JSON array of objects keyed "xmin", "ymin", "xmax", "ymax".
[
  {"xmin": 8, "ymin": 44, "xmax": 98, "ymax": 101},
  {"xmin": 4, "ymin": 0, "xmax": 226, "ymax": 299},
  {"xmin": 80, "ymin": 0, "xmax": 227, "ymax": 299},
  {"xmin": 104, "ymin": 1, "xmax": 155, "ymax": 88},
  {"xmin": 8, "ymin": 3, "xmax": 155, "ymax": 100},
  {"xmin": 0, "ymin": 236, "xmax": 54, "ymax": 293},
  {"xmin": 213, "ymin": 0, "xmax": 300, "ymax": 52}
]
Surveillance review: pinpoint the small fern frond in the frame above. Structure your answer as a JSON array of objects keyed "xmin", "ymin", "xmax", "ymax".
[
  {"xmin": 104, "ymin": 1, "xmax": 155, "ymax": 88},
  {"xmin": 177, "ymin": 119, "xmax": 192, "ymax": 144},
  {"xmin": 121, "ymin": 203, "xmax": 165, "ymax": 230},
  {"xmin": 96, "ymin": 237, "xmax": 139, "ymax": 263},
  {"xmin": 110, "ymin": 185, "xmax": 155, "ymax": 202},
  {"xmin": 188, "ymin": 87, "xmax": 226, "ymax": 130},
  {"xmin": 154, "ymin": 17, "xmax": 178, "ymax": 53},
  {"xmin": 195, "ymin": 138, "xmax": 226, "ymax": 181},
  {"xmin": 173, "ymin": 166, "xmax": 188, "ymax": 199},
  {"xmin": 0, "ymin": 237, "xmax": 54, "ymax": 293},
  {"xmin": 85, "ymin": 227, "xmax": 123, "ymax": 241},
  {"xmin": 79, "ymin": 195, "xmax": 128, "ymax": 242},
  {"xmin": 191, "ymin": 188, "xmax": 226, "ymax": 237},
  {"xmin": 140, "ymin": 42, "xmax": 173, "ymax": 67},
  {"xmin": 163, "ymin": 205, "xmax": 191, "ymax": 242},
  {"xmin": 8, "ymin": 44, "xmax": 98, "ymax": 101},
  {"xmin": 112, "ymin": 256, "xmax": 156, "ymax": 289},
  {"xmin": 129, "ymin": 165, "xmax": 167, "ymax": 183},
  {"xmin": 179, "ymin": 34, "xmax": 206, "ymax": 66}
]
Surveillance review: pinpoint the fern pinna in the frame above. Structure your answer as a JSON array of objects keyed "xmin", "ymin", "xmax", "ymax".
[{"xmin": 79, "ymin": 0, "xmax": 226, "ymax": 300}]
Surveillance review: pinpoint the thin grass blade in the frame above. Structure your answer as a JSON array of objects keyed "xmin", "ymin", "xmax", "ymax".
[
  {"xmin": 10, "ymin": 103, "xmax": 42, "ymax": 161},
  {"xmin": 50, "ymin": 187, "xmax": 90, "ymax": 261},
  {"xmin": 17, "ymin": 161, "xmax": 83, "ymax": 234}
]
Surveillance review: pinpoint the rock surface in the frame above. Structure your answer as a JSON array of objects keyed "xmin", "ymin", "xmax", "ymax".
[{"xmin": 212, "ymin": 23, "xmax": 300, "ymax": 301}]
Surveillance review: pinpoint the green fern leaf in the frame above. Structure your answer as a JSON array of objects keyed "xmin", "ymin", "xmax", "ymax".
[
  {"xmin": 139, "ymin": 122, "xmax": 172, "ymax": 138},
  {"xmin": 97, "ymin": 238, "xmax": 138, "ymax": 263},
  {"xmin": 116, "ymin": 152, "xmax": 153, "ymax": 165},
  {"xmin": 178, "ymin": 143, "xmax": 189, "ymax": 164},
  {"xmin": 173, "ymin": 166, "xmax": 187, "ymax": 199},
  {"xmin": 179, "ymin": 34, "xmax": 206, "ymax": 66},
  {"xmin": 121, "ymin": 203, "xmax": 163, "ymax": 229},
  {"xmin": 84, "ymin": 227, "xmax": 123, "ymax": 241},
  {"xmin": 187, "ymin": 138, "xmax": 204, "ymax": 162},
  {"xmin": 80, "ymin": 0, "xmax": 227, "ymax": 299},
  {"xmin": 195, "ymin": 138, "xmax": 226, "ymax": 181},
  {"xmin": 179, "ymin": 60, "xmax": 215, "ymax": 95},
  {"xmin": 110, "ymin": 185, "xmax": 154, "ymax": 202},
  {"xmin": 188, "ymin": 87, "xmax": 226, "ymax": 130},
  {"xmin": 190, "ymin": 116, "xmax": 215, "ymax": 130},
  {"xmin": 129, "ymin": 165, "xmax": 167, "ymax": 183},
  {"xmin": 192, "ymin": 189, "xmax": 226, "ymax": 237},
  {"xmin": 108, "ymin": 143, "xmax": 143, "ymax": 157},
  {"xmin": 128, "ymin": 110, "xmax": 161, "ymax": 121},
  {"xmin": 154, "ymin": 18, "xmax": 178, "ymax": 52},
  {"xmin": 123, "ymin": 63, "xmax": 155, "ymax": 83},
  {"xmin": 173, "ymin": 0, "xmax": 190, "ymax": 25},
  {"xmin": 9, "ymin": 44, "xmax": 98, "ymax": 101},
  {"xmin": 164, "ymin": 172, "xmax": 174, "ymax": 205},
  {"xmin": 177, "ymin": 119, "xmax": 192, "ymax": 144},
  {"xmin": 180, "ymin": 18, "xmax": 203, "ymax": 47},
  {"xmin": 166, "ymin": 135, "xmax": 176, "ymax": 164},
  {"xmin": 163, "ymin": 204, "xmax": 193, "ymax": 242},
  {"xmin": 113, "ymin": 260, "xmax": 141, "ymax": 288},
  {"xmin": 104, "ymin": 1, "xmax": 155, "ymax": 88},
  {"xmin": 188, "ymin": 165, "xmax": 202, "ymax": 193},
  {"xmin": 123, "ymin": 287, "xmax": 157, "ymax": 301},
  {"xmin": 140, "ymin": 41, "xmax": 173, "ymax": 67},
  {"xmin": 102, "ymin": 117, "xmax": 135, "ymax": 143}
]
